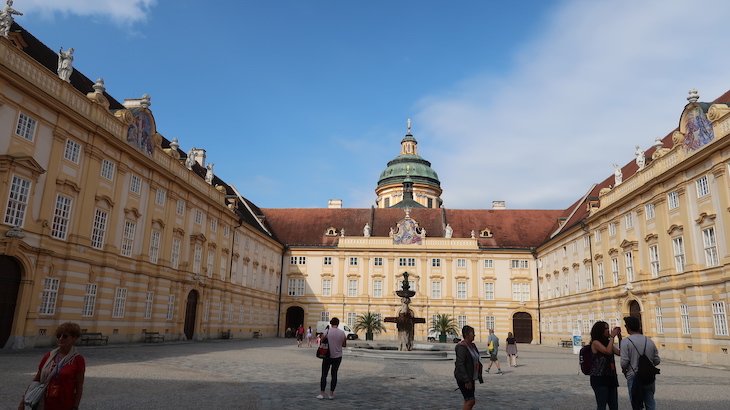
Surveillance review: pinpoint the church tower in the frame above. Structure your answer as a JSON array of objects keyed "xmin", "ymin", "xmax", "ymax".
[{"xmin": 375, "ymin": 120, "xmax": 443, "ymax": 208}]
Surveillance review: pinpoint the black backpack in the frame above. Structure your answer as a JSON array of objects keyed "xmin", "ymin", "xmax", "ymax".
[
  {"xmin": 579, "ymin": 344, "xmax": 593, "ymax": 375},
  {"xmin": 627, "ymin": 337, "xmax": 660, "ymax": 384}
]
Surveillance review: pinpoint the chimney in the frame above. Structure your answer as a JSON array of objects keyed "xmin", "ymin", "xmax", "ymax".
[
  {"xmin": 190, "ymin": 148, "xmax": 206, "ymax": 167},
  {"xmin": 492, "ymin": 200, "xmax": 506, "ymax": 210},
  {"xmin": 328, "ymin": 199, "xmax": 342, "ymax": 209}
]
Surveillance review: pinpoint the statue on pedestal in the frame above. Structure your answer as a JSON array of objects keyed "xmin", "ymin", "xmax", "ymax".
[
  {"xmin": 57, "ymin": 47, "xmax": 74, "ymax": 82},
  {"xmin": 205, "ymin": 163, "xmax": 214, "ymax": 184},
  {"xmin": 0, "ymin": 0, "xmax": 22, "ymax": 38},
  {"xmin": 363, "ymin": 223, "xmax": 370, "ymax": 237},
  {"xmin": 444, "ymin": 224, "xmax": 453, "ymax": 238}
]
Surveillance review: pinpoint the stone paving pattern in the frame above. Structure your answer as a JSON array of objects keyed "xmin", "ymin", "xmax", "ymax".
[{"xmin": 1, "ymin": 338, "xmax": 729, "ymax": 409}]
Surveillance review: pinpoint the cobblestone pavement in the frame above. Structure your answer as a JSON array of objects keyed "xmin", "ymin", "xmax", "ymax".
[{"xmin": 1, "ymin": 338, "xmax": 729, "ymax": 409}]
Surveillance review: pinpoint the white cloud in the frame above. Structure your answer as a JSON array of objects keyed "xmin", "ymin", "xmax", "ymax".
[
  {"xmin": 20, "ymin": 0, "xmax": 155, "ymax": 23},
  {"xmin": 415, "ymin": 0, "xmax": 730, "ymax": 210}
]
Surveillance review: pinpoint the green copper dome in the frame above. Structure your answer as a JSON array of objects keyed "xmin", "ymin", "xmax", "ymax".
[{"xmin": 377, "ymin": 132, "xmax": 441, "ymax": 189}]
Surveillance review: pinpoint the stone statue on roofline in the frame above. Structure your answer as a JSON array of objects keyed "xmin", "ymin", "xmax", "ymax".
[
  {"xmin": 185, "ymin": 148, "xmax": 196, "ymax": 170},
  {"xmin": 205, "ymin": 163, "xmax": 214, "ymax": 184},
  {"xmin": 363, "ymin": 223, "xmax": 371, "ymax": 237},
  {"xmin": 613, "ymin": 163, "xmax": 622, "ymax": 186},
  {"xmin": 635, "ymin": 145, "xmax": 645, "ymax": 170},
  {"xmin": 57, "ymin": 47, "xmax": 74, "ymax": 82},
  {"xmin": 444, "ymin": 224, "xmax": 453, "ymax": 238},
  {"xmin": 0, "ymin": 0, "xmax": 22, "ymax": 38}
]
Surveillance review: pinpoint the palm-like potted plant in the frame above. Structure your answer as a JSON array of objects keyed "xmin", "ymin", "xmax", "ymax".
[
  {"xmin": 353, "ymin": 311, "xmax": 387, "ymax": 341},
  {"xmin": 431, "ymin": 313, "xmax": 459, "ymax": 343}
]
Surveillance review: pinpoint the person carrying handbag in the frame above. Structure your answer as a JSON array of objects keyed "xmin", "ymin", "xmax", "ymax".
[{"xmin": 316, "ymin": 317, "xmax": 346, "ymax": 400}]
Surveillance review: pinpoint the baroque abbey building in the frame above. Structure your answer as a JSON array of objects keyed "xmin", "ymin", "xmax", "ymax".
[{"xmin": 1, "ymin": 22, "xmax": 728, "ymax": 366}]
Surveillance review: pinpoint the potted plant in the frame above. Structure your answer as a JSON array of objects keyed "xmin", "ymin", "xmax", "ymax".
[
  {"xmin": 353, "ymin": 311, "xmax": 387, "ymax": 341},
  {"xmin": 431, "ymin": 313, "xmax": 459, "ymax": 343}
]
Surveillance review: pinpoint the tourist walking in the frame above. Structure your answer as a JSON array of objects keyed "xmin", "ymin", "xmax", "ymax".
[
  {"xmin": 18, "ymin": 322, "xmax": 86, "ymax": 410},
  {"xmin": 589, "ymin": 321, "xmax": 621, "ymax": 410},
  {"xmin": 454, "ymin": 325, "xmax": 483, "ymax": 410},
  {"xmin": 306, "ymin": 326, "xmax": 313, "ymax": 347},
  {"xmin": 485, "ymin": 328, "xmax": 502, "ymax": 374},
  {"xmin": 505, "ymin": 331, "xmax": 518, "ymax": 367},
  {"xmin": 317, "ymin": 317, "xmax": 347, "ymax": 400},
  {"xmin": 620, "ymin": 316, "xmax": 660, "ymax": 410},
  {"xmin": 296, "ymin": 324, "xmax": 305, "ymax": 347}
]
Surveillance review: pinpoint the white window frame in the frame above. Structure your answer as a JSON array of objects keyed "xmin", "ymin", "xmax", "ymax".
[
  {"xmin": 130, "ymin": 174, "xmax": 142, "ymax": 194},
  {"xmin": 193, "ymin": 243, "xmax": 202, "ymax": 274},
  {"xmin": 431, "ymin": 280, "xmax": 441, "ymax": 299},
  {"xmin": 4, "ymin": 175, "xmax": 31, "ymax": 227},
  {"xmin": 349, "ymin": 257, "xmax": 358, "ymax": 266},
  {"xmin": 608, "ymin": 222, "xmax": 617, "ymax": 237},
  {"xmin": 712, "ymin": 301, "xmax": 728, "ymax": 336},
  {"xmin": 176, "ymin": 199, "xmax": 185, "ymax": 216},
  {"xmin": 50, "ymin": 194, "xmax": 73, "ymax": 240},
  {"xmin": 63, "ymin": 139, "xmax": 81, "ymax": 164},
  {"xmin": 611, "ymin": 257, "xmax": 619, "ymax": 284},
  {"xmin": 288, "ymin": 278, "xmax": 305, "ymax": 296},
  {"xmin": 645, "ymin": 203, "xmax": 655, "ymax": 220},
  {"xmin": 90, "ymin": 208, "xmax": 108, "ymax": 249},
  {"xmin": 485, "ymin": 316, "xmax": 495, "ymax": 331},
  {"xmin": 210, "ymin": 218, "xmax": 217, "ymax": 233},
  {"xmin": 702, "ymin": 227, "xmax": 719, "ymax": 267},
  {"xmin": 15, "ymin": 112, "xmax": 37, "ymax": 141},
  {"xmin": 100, "ymin": 159, "xmax": 115, "ymax": 180},
  {"xmin": 374, "ymin": 257, "xmax": 383, "ymax": 266},
  {"xmin": 672, "ymin": 236, "xmax": 685, "ymax": 273},
  {"xmin": 594, "ymin": 229, "xmax": 602, "ymax": 242},
  {"xmin": 457, "ymin": 258, "xmax": 467, "ymax": 268},
  {"xmin": 81, "ymin": 283, "xmax": 97, "ymax": 317},
  {"xmin": 120, "ymin": 220, "xmax": 136, "ymax": 257},
  {"xmin": 166, "ymin": 295, "xmax": 175, "ymax": 320},
  {"xmin": 456, "ymin": 281, "xmax": 467, "ymax": 299},
  {"xmin": 321, "ymin": 311, "xmax": 330, "ymax": 322},
  {"xmin": 39, "ymin": 277, "xmax": 60, "ymax": 315},
  {"xmin": 206, "ymin": 249, "xmax": 215, "ymax": 277},
  {"xmin": 458, "ymin": 315, "xmax": 467, "ymax": 329},
  {"xmin": 155, "ymin": 188, "xmax": 167, "ymax": 206},
  {"xmin": 144, "ymin": 291, "xmax": 154, "ymax": 319},
  {"xmin": 484, "ymin": 282, "xmax": 495, "ymax": 300},
  {"xmin": 348, "ymin": 279, "xmax": 358, "ymax": 296},
  {"xmin": 171, "ymin": 237, "xmax": 181, "ymax": 269},
  {"xmin": 373, "ymin": 279, "xmax": 382, "ymax": 297},
  {"xmin": 322, "ymin": 278, "xmax": 332, "ymax": 296},
  {"xmin": 597, "ymin": 262, "xmax": 605, "ymax": 288},
  {"xmin": 655, "ymin": 306, "xmax": 664, "ymax": 334},
  {"xmin": 112, "ymin": 287, "xmax": 127, "ymax": 318},
  {"xmin": 696, "ymin": 175, "xmax": 709, "ymax": 197},
  {"xmin": 649, "ymin": 245, "xmax": 660, "ymax": 277},
  {"xmin": 483, "ymin": 259, "xmax": 493, "ymax": 268},
  {"xmin": 624, "ymin": 213, "xmax": 634, "ymax": 229},
  {"xmin": 668, "ymin": 191, "xmax": 679, "ymax": 210},
  {"xmin": 148, "ymin": 229, "xmax": 161, "ymax": 264},
  {"xmin": 624, "ymin": 252, "xmax": 634, "ymax": 282},
  {"xmin": 431, "ymin": 258, "xmax": 441, "ymax": 267},
  {"xmin": 323, "ymin": 256, "xmax": 332, "ymax": 266},
  {"xmin": 680, "ymin": 304, "xmax": 691, "ymax": 335},
  {"xmin": 194, "ymin": 209, "xmax": 203, "ymax": 225}
]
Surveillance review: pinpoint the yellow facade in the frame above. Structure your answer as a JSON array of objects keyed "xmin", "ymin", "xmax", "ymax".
[
  {"xmin": 0, "ymin": 35, "xmax": 282, "ymax": 348},
  {"xmin": 537, "ymin": 98, "xmax": 730, "ymax": 366}
]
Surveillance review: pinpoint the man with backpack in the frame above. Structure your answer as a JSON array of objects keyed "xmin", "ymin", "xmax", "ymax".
[{"xmin": 620, "ymin": 316, "xmax": 661, "ymax": 410}]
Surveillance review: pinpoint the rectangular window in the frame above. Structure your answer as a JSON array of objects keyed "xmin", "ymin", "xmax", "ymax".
[
  {"xmin": 239, "ymin": 305, "xmax": 244, "ymax": 323},
  {"xmin": 290, "ymin": 256, "xmax": 306, "ymax": 265},
  {"xmin": 130, "ymin": 174, "xmax": 141, "ymax": 194},
  {"xmin": 349, "ymin": 257, "xmax": 358, "ymax": 266},
  {"xmin": 193, "ymin": 243, "xmax": 202, "ymax": 274},
  {"xmin": 4, "ymin": 175, "xmax": 31, "ymax": 227},
  {"xmin": 210, "ymin": 218, "xmax": 217, "ymax": 233},
  {"xmin": 144, "ymin": 291, "xmax": 154, "ymax": 319},
  {"xmin": 712, "ymin": 301, "xmax": 729, "ymax": 336},
  {"xmin": 149, "ymin": 230, "xmax": 161, "ymax": 264},
  {"xmin": 171, "ymin": 237, "xmax": 181, "ymax": 269},
  {"xmin": 584, "ymin": 236, "xmax": 590, "ymax": 248},
  {"xmin": 223, "ymin": 225, "xmax": 230, "ymax": 237},
  {"xmin": 575, "ymin": 270, "xmax": 581, "ymax": 292},
  {"xmin": 625, "ymin": 252, "xmax": 634, "ymax": 282},
  {"xmin": 585, "ymin": 265, "xmax": 593, "ymax": 290},
  {"xmin": 645, "ymin": 203, "xmax": 655, "ymax": 220},
  {"xmin": 456, "ymin": 282, "xmax": 466, "ymax": 299},
  {"xmin": 323, "ymin": 256, "xmax": 332, "ymax": 266},
  {"xmin": 288, "ymin": 278, "xmax": 305, "ymax": 296},
  {"xmin": 90, "ymin": 208, "xmax": 108, "ymax": 249},
  {"xmin": 511, "ymin": 259, "xmax": 529, "ymax": 269},
  {"xmin": 321, "ymin": 311, "xmax": 330, "ymax": 322},
  {"xmin": 166, "ymin": 295, "xmax": 175, "ymax": 320},
  {"xmin": 100, "ymin": 159, "xmax": 115, "ymax": 180},
  {"xmin": 120, "ymin": 220, "xmax": 136, "ymax": 257},
  {"xmin": 322, "ymin": 279, "xmax": 332, "ymax": 296},
  {"xmin": 431, "ymin": 281, "xmax": 441, "ymax": 299},
  {"xmin": 348, "ymin": 279, "xmax": 358, "ymax": 296},
  {"xmin": 15, "ymin": 112, "xmax": 37, "ymax": 141},
  {"xmin": 64, "ymin": 139, "xmax": 81, "ymax": 163},
  {"xmin": 594, "ymin": 229, "xmax": 602, "ymax": 242},
  {"xmin": 624, "ymin": 213, "xmax": 634, "ymax": 229},
  {"xmin": 206, "ymin": 249, "xmax": 214, "ymax": 277},
  {"xmin": 194, "ymin": 209, "xmax": 203, "ymax": 224},
  {"xmin": 155, "ymin": 189, "xmax": 167, "ymax": 206},
  {"xmin": 696, "ymin": 175, "xmax": 710, "ymax": 197},
  {"xmin": 112, "ymin": 287, "xmax": 127, "ymax": 318},
  {"xmin": 50, "ymin": 194, "xmax": 72, "ymax": 240},
  {"xmin": 220, "ymin": 255, "xmax": 227, "ymax": 280},
  {"xmin": 655, "ymin": 306, "xmax": 664, "ymax": 334},
  {"xmin": 668, "ymin": 191, "xmax": 679, "ymax": 209},
  {"xmin": 608, "ymin": 222, "xmax": 617, "ymax": 237},
  {"xmin": 646, "ymin": 245, "xmax": 659, "ymax": 278},
  {"xmin": 611, "ymin": 257, "xmax": 619, "ymax": 284},
  {"xmin": 484, "ymin": 282, "xmax": 494, "ymax": 300},
  {"xmin": 81, "ymin": 283, "xmax": 97, "ymax": 317},
  {"xmin": 399, "ymin": 257, "xmax": 416, "ymax": 267},
  {"xmin": 347, "ymin": 312, "xmax": 357, "ymax": 329},
  {"xmin": 672, "ymin": 236, "xmax": 685, "ymax": 273},
  {"xmin": 680, "ymin": 304, "xmax": 691, "ymax": 335},
  {"xmin": 457, "ymin": 258, "xmax": 467, "ymax": 268},
  {"xmin": 431, "ymin": 258, "xmax": 441, "ymax": 267},
  {"xmin": 39, "ymin": 277, "xmax": 60, "ymax": 315},
  {"xmin": 374, "ymin": 257, "xmax": 383, "ymax": 266},
  {"xmin": 373, "ymin": 279, "xmax": 382, "ymax": 297},
  {"xmin": 176, "ymin": 199, "xmax": 185, "ymax": 216},
  {"xmin": 483, "ymin": 259, "xmax": 493, "ymax": 268},
  {"xmin": 458, "ymin": 315, "xmax": 467, "ymax": 329},
  {"xmin": 702, "ymin": 227, "xmax": 719, "ymax": 267},
  {"xmin": 203, "ymin": 300, "xmax": 209, "ymax": 322},
  {"xmin": 485, "ymin": 316, "xmax": 495, "ymax": 331},
  {"xmin": 512, "ymin": 283, "xmax": 530, "ymax": 302}
]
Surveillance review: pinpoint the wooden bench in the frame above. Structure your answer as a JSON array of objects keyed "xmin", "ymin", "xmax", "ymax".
[
  {"xmin": 78, "ymin": 332, "xmax": 109, "ymax": 345},
  {"xmin": 143, "ymin": 331, "xmax": 165, "ymax": 343},
  {"xmin": 560, "ymin": 340, "xmax": 572, "ymax": 348},
  {"xmin": 220, "ymin": 330, "xmax": 231, "ymax": 339},
  {"xmin": 252, "ymin": 331, "xmax": 261, "ymax": 339}
]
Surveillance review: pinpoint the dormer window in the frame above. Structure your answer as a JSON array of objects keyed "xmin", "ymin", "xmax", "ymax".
[
  {"xmin": 479, "ymin": 228, "xmax": 493, "ymax": 238},
  {"xmin": 325, "ymin": 227, "xmax": 337, "ymax": 236}
]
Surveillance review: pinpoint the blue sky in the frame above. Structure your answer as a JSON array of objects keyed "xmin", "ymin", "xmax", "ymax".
[{"xmin": 16, "ymin": 0, "xmax": 730, "ymax": 209}]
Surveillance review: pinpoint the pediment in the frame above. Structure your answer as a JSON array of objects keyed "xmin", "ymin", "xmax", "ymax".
[
  {"xmin": 0, "ymin": 155, "xmax": 46, "ymax": 177},
  {"xmin": 667, "ymin": 224, "xmax": 683, "ymax": 235},
  {"xmin": 644, "ymin": 233, "xmax": 658, "ymax": 242},
  {"xmin": 619, "ymin": 239, "xmax": 638, "ymax": 250},
  {"xmin": 695, "ymin": 212, "xmax": 716, "ymax": 225}
]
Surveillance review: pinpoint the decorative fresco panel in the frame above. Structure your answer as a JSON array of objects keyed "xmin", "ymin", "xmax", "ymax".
[
  {"xmin": 683, "ymin": 105, "xmax": 714, "ymax": 151},
  {"xmin": 126, "ymin": 109, "xmax": 154, "ymax": 156}
]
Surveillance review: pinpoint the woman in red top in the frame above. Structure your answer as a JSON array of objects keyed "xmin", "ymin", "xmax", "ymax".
[{"xmin": 19, "ymin": 322, "xmax": 86, "ymax": 410}]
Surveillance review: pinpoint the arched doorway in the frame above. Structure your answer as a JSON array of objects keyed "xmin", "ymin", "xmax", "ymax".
[
  {"xmin": 629, "ymin": 300, "xmax": 642, "ymax": 332},
  {"xmin": 285, "ymin": 306, "xmax": 304, "ymax": 337},
  {"xmin": 0, "ymin": 256, "xmax": 22, "ymax": 348},
  {"xmin": 512, "ymin": 312, "xmax": 533, "ymax": 343},
  {"xmin": 183, "ymin": 290, "xmax": 199, "ymax": 340}
]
